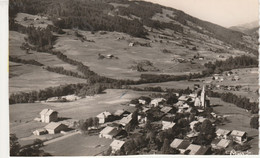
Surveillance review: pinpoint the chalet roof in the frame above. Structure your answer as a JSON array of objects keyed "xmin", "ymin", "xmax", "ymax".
[
  {"xmin": 100, "ymin": 126, "xmax": 115, "ymax": 135},
  {"xmin": 160, "ymin": 106, "xmax": 172, "ymax": 113},
  {"xmin": 197, "ymin": 117, "xmax": 207, "ymax": 123},
  {"xmin": 178, "ymin": 95, "xmax": 188, "ymax": 101},
  {"xmin": 151, "ymin": 98, "xmax": 166, "ymax": 104},
  {"xmin": 186, "ymin": 132, "xmax": 199, "ymax": 138},
  {"xmin": 216, "ymin": 129, "xmax": 231, "ymax": 136},
  {"xmin": 40, "ymin": 109, "xmax": 49, "ymax": 115},
  {"xmin": 119, "ymin": 113, "xmax": 132, "ymax": 125},
  {"xmin": 142, "ymin": 107, "xmax": 150, "ymax": 113},
  {"xmin": 96, "ymin": 111, "xmax": 112, "ymax": 118},
  {"xmin": 175, "ymin": 101, "xmax": 184, "ymax": 106},
  {"xmin": 35, "ymin": 128, "xmax": 47, "ymax": 132},
  {"xmin": 196, "ymin": 146, "xmax": 210, "ymax": 155},
  {"xmin": 230, "ymin": 130, "xmax": 246, "ymax": 137},
  {"xmin": 186, "ymin": 144, "xmax": 201, "ymax": 155},
  {"xmin": 45, "ymin": 109, "xmax": 57, "ymax": 116},
  {"xmin": 170, "ymin": 139, "xmax": 190, "ymax": 149},
  {"xmin": 110, "ymin": 140, "xmax": 125, "ymax": 149},
  {"xmin": 217, "ymin": 139, "xmax": 231, "ymax": 148},
  {"xmin": 198, "ymin": 109, "xmax": 204, "ymax": 113},
  {"xmin": 190, "ymin": 121, "xmax": 199, "ymax": 127},
  {"xmin": 45, "ymin": 122, "xmax": 66, "ymax": 130},
  {"xmin": 108, "ymin": 127, "xmax": 122, "ymax": 137},
  {"xmin": 113, "ymin": 110, "xmax": 125, "ymax": 116},
  {"xmin": 163, "ymin": 122, "xmax": 176, "ymax": 129}
]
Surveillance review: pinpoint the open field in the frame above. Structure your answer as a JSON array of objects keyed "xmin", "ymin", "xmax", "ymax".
[
  {"xmin": 42, "ymin": 134, "xmax": 112, "ymax": 156},
  {"xmin": 9, "ymin": 89, "xmax": 153, "ymax": 139},
  {"xmin": 9, "ymin": 31, "xmax": 83, "ymax": 74},
  {"xmin": 210, "ymin": 97, "xmax": 259, "ymax": 154},
  {"xmin": 9, "ymin": 62, "xmax": 86, "ymax": 93},
  {"xmin": 53, "ymin": 28, "xmax": 248, "ymax": 80}
]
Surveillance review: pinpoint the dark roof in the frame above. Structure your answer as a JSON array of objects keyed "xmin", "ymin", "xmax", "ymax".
[
  {"xmin": 196, "ymin": 146, "xmax": 210, "ymax": 155},
  {"xmin": 108, "ymin": 128, "xmax": 122, "ymax": 137},
  {"xmin": 178, "ymin": 140, "xmax": 191, "ymax": 149}
]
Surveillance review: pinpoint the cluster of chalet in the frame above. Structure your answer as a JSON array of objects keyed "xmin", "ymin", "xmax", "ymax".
[
  {"xmin": 168, "ymin": 128, "xmax": 248, "ymax": 155},
  {"xmin": 33, "ymin": 109, "xmax": 68, "ymax": 135},
  {"xmin": 212, "ymin": 73, "xmax": 240, "ymax": 82},
  {"xmin": 96, "ymin": 85, "xmax": 215, "ymax": 154}
]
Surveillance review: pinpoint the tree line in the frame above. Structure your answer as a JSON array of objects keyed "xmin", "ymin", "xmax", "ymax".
[
  {"xmin": 43, "ymin": 66, "xmax": 86, "ymax": 79},
  {"xmin": 203, "ymin": 55, "xmax": 258, "ymax": 75},
  {"xmin": 207, "ymin": 90, "xmax": 259, "ymax": 114},
  {"xmin": 9, "ymin": 56, "xmax": 44, "ymax": 66}
]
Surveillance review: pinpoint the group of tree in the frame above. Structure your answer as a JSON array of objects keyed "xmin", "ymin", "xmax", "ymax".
[
  {"xmin": 9, "ymin": 56, "xmax": 44, "ymax": 66},
  {"xmin": 10, "ymin": 134, "xmax": 50, "ymax": 156},
  {"xmin": 250, "ymin": 116, "xmax": 259, "ymax": 129},
  {"xmin": 207, "ymin": 90, "xmax": 259, "ymax": 114},
  {"xmin": 75, "ymin": 117, "xmax": 99, "ymax": 134},
  {"xmin": 44, "ymin": 66, "xmax": 86, "ymax": 79},
  {"xmin": 203, "ymin": 55, "xmax": 258, "ymax": 75}
]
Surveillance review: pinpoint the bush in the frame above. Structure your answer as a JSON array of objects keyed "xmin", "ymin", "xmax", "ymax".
[{"xmin": 250, "ymin": 116, "xmax": 259, "ymax": 129}]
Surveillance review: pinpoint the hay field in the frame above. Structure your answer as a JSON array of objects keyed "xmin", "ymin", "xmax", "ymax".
[{"xmin": 9, "ymin": 62, "xmax": 86, "ymax": 93}]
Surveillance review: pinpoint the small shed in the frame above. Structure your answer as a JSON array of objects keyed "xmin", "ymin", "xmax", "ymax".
[{"xmin": 33, "ymin": 128, "xmax": 47, "ymax": 136}]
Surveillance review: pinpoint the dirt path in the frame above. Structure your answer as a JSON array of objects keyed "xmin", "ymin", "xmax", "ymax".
[{"xmin": 43, "ymin": 131, "xmax": 81, "ymax": 146}]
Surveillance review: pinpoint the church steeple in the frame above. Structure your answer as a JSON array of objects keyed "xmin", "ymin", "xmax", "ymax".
[{"xmin": 200, "ymin": 85, "xmax": 206, "ymax": 108}]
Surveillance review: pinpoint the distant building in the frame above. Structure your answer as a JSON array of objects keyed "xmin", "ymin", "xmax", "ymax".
[
  {"xmin": 44, "ymin": 122, "xmax": 68, "ymax": 134},
  {"xmin": 216, "ymin": 129, "xmax": 231, "ymax": 139},
  {"xmin": 33, "ymin": 128, "xmax": 47, "ymax": 136},
  {"xmin": 160, "ymin": 106, "xmax": 173, "ymax": 114},
  {"xmin": 39, "ymin": 109, "xmax": 58, "ymax": 123},
  {"xmin": 119, "ymin": 113, "xmax": 133, "ymax": 127},
  {"xmin": 211, "ymin": 139, "xmax": 231, "ymax": 149},
  {"xmin": 189, "ymin": 121, "xmax": 199, "ymax": 131},
  {"xmin": 96, "ymin": 111, "xmax": 112, "ymax": 124},
  {"xmin": 230, "ymin": 130, "xmax": 247, "ymax": 144},
  {"xmin": 170, "ymin": 138, "xmax": 190, "ymax": 154},
  {"xmin": 150, "ymin": 98, "xmax": 166, "ymax": 107},
  {"xmin": 162, "ymin": 121, "xmax": 176, "ymax": 130},
  {"xmin": 113, "ymin": 110, "xmax": 130, "ymax": 118},
  {"xmin": 185, "ymin": 144, "xmax": 210, "ymax": 155},
  {"xmin": 99, "ymin": 126, "xmax": 122, "ymax": 139},
  {"xmin": 110, "ymin": 140, "xmax": 125, "ymax": 154}
]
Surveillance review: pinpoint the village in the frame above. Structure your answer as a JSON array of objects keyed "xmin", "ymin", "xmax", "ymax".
[{"xmin": 28, "ymin": 84, "xmax": 253, "ymax": 155}]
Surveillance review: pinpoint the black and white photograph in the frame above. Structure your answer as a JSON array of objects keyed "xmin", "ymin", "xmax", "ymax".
[{"xmin": 3, "ymin": 0, "xmax": 260, "ymax": 156}]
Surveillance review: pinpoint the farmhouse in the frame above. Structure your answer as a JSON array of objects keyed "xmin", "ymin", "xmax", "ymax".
[
  {"xmin": 99, "ymin": 126, "xmax": 122, "ymax": 139},
  {"xmin": 178, "ymin": 95, "xmax": 189, "ymax": 102},
  {"xmin": 113, "ymin": 110, "xmax": 130, "ymax": 118},
  {"xmin": 40, "ymin": 109, "xmax": 58, "ymax": 123},
  {"xmin": 150, "ymin": 98, "xmax": 166, "ymax": 107},
  {"xmin": 185, "ymin": 144, "xmax": 210, "ymax": 155},
  {"xmin": 216, "ymin": 129, "xmax": 231, "ymax": 139},
  {"xmin": 33, "ymin": 128, "xmax": 47, "ymax": 136},
  {"xmin": 160, "ymin": 106, "xmax": 173, "ymax": 114},
  {"xmin": 189, "ymin": 121, "xmax": 199, "ymax": 131},
  {"xmin": 170, "ymin": 138, "xmax": 190, "ymax": 154},
  {"xmin": 44, "ymin": 122, "xmax": 68, "ymax": 134},
  {"xmin": 119, "ymin": 113, "xmax": 133, "ymax": 127},
  {"xmin": 110, "ymin": 140, "xmax": 125, "ymax": 154},
  {"xmin": 162, "ymin": 121, "xmax": 176, "ymax": 130},
  {"xmin": 215, "ymin": 139, "xmax": 231, "ymax": 149},
  {"xmin": 96, "ymin": 111, "xmax": 112, "ymax": 124},
  {"xmin": 230, "ymin": 130, "xmax": 247, "ymax": 144}
]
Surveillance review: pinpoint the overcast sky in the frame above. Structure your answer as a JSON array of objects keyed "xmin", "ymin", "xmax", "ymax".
[{"xmin": 143, "ymin": 0, "xmax": 259, "ymax": 27}]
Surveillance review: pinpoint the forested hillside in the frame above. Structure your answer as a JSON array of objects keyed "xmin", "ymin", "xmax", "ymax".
[{"xmin": 9, "ymin": 0, "xmax": 258, "ymax": 55}]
